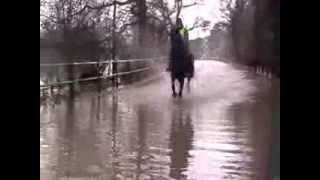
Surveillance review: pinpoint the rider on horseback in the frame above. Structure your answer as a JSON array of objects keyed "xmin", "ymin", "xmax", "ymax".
[
  {"xmin": 167, "ymin": 17, "xmax": 194, "ymax": 97},
  {"xmin": 167, "ymin": 18, "xmax": 189, "ymax": 72}
]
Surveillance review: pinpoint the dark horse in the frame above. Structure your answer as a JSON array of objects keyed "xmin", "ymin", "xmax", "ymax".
[{"xmin": 169, "ymin": 28, "xmax": 194, "ymax": 98}]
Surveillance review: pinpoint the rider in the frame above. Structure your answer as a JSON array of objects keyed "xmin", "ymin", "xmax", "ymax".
[{"xmin": 167, "ymin": 18, "xmax": 190, "ymax": 72}]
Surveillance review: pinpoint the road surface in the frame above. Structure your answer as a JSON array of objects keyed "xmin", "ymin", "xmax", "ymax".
[{"xmin": 40, "ymin": 61, "xmax": 280, "ymax": 180}]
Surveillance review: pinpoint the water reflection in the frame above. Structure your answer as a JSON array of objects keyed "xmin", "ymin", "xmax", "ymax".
[
  {"xmin": 135, "ymin": 104, "xmax": 148, "ymax": 180},
  {"xmin": 169, "ymin": 107, "xmax": 194, "ymax": 180},
  {"xmin": 56, "ymin": 95, "xmax": 76, "ymax": 179},
  {"xmin": 110, "ymin": 92, "xmax": 121, "ymax": 179}
]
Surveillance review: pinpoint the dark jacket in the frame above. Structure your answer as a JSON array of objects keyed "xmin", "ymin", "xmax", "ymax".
[{"xmin": 168, "ymin": 25, "xmax": 194, "ymax": 78}]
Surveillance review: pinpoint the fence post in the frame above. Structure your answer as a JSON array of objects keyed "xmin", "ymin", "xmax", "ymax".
[
  {"xmin": 50, "ymin": 69, "xmax": 54, "ymax": 96},
  {"xmin": 127, "ymin": 61, "xmax": 131, "ymax": 84},
  {"xmin": 56, "ymin": 66, "xmax": 61, "ymax": 94},
  {"xmin": 97, "ymin": 59, "xmax": 102, "ymax": 91},
  {"xmin": 68, "ymin": 60, "xmax": 75, "ymax": 98}
]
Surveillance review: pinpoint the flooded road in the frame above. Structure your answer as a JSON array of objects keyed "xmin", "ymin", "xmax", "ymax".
[{"xmin": 40, "ymin": 61, "xmax": 280, "ymax": 180}]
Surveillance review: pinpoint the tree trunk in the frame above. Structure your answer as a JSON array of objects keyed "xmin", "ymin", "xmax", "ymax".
[
  {"xmin": 112, "ymin": 1, "xmax": 118, "ymax": 87},
  {"xmin": 136, "ymin": 0, "xmax": 147, "ymax": 57}
]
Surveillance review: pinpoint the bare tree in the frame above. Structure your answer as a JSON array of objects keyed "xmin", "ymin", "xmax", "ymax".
[
  {"xmin": 40, "ymin": 0, "xmax": 211, "ymax": 72},
  {"xmin": 219, "ymin": 0, "xmax": 280, "ymax": 76}
]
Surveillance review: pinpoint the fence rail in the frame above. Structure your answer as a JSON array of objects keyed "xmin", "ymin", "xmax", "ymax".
[
  {"xmin": 40, "ymin": 57, "xmax": 166, "ymax": 89},
  {"xmin": 40, "ymin": 57, "xmax": 166, "ymax": 67},
  {"xmin": 40, "ymin": 67, "xmax": 153, "ymax": 88}
]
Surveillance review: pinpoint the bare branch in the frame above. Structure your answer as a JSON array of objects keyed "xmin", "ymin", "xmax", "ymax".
[
  {"xmin": 182, "ymin": 2, "xmax": 198, "ymax": 9},
  {"xmin": 70, "ymin": 0, "xmax": 134, "ymax": 18},
  {"xmin": 98, "ymin": 35, "xmax": 112, "ymax": 44},
  {"xmin": 187, "ymin": 18, "xmax": 211, "ymax": 31},
  {"xmin": 40, "ymin": 14, "xmax": 60, "ymax": 24},
  {"xmin": 118, "ymin": 20, "xmax": 139, "ymax": 34},
  {"xmin": 147, "ymin": 13, "xmax": 162, "ymax": 23}
]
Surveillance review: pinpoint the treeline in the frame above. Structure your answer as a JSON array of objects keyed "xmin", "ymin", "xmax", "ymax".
[
  {"xmin": 202, "ymin": 0, "xmax": 280, "ymax": 77},
  {"xmin": 40, "ymin": 0, "xmax": 171, "ymax": 61}
]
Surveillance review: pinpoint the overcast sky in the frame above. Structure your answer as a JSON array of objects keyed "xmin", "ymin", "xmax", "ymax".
[{"xmin": 168, "ymin": 0, "xmax": 222, "ymax": 40}]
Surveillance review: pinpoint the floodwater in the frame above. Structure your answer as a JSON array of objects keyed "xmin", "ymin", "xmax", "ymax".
[{"xmin": 40, "ymin": 61, "xmax": 280, "ymax": 180}]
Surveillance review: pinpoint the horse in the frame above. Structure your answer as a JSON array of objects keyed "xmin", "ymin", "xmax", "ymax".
[{"xmin": 169, "ymin": 49, "xmax": 194, "ymax": 98}]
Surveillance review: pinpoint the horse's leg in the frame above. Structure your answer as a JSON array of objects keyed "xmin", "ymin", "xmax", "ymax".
[
  {"xmin": 178, "ymin": 76, "xmax": 184, "ymax": 97},
  {"xmin": 171, "ymin": 75, "xmax": 177, "ymax": 97},
  {"xmin": 187, "ymin": 77, "xmax": 191, "ymax": 93}
]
